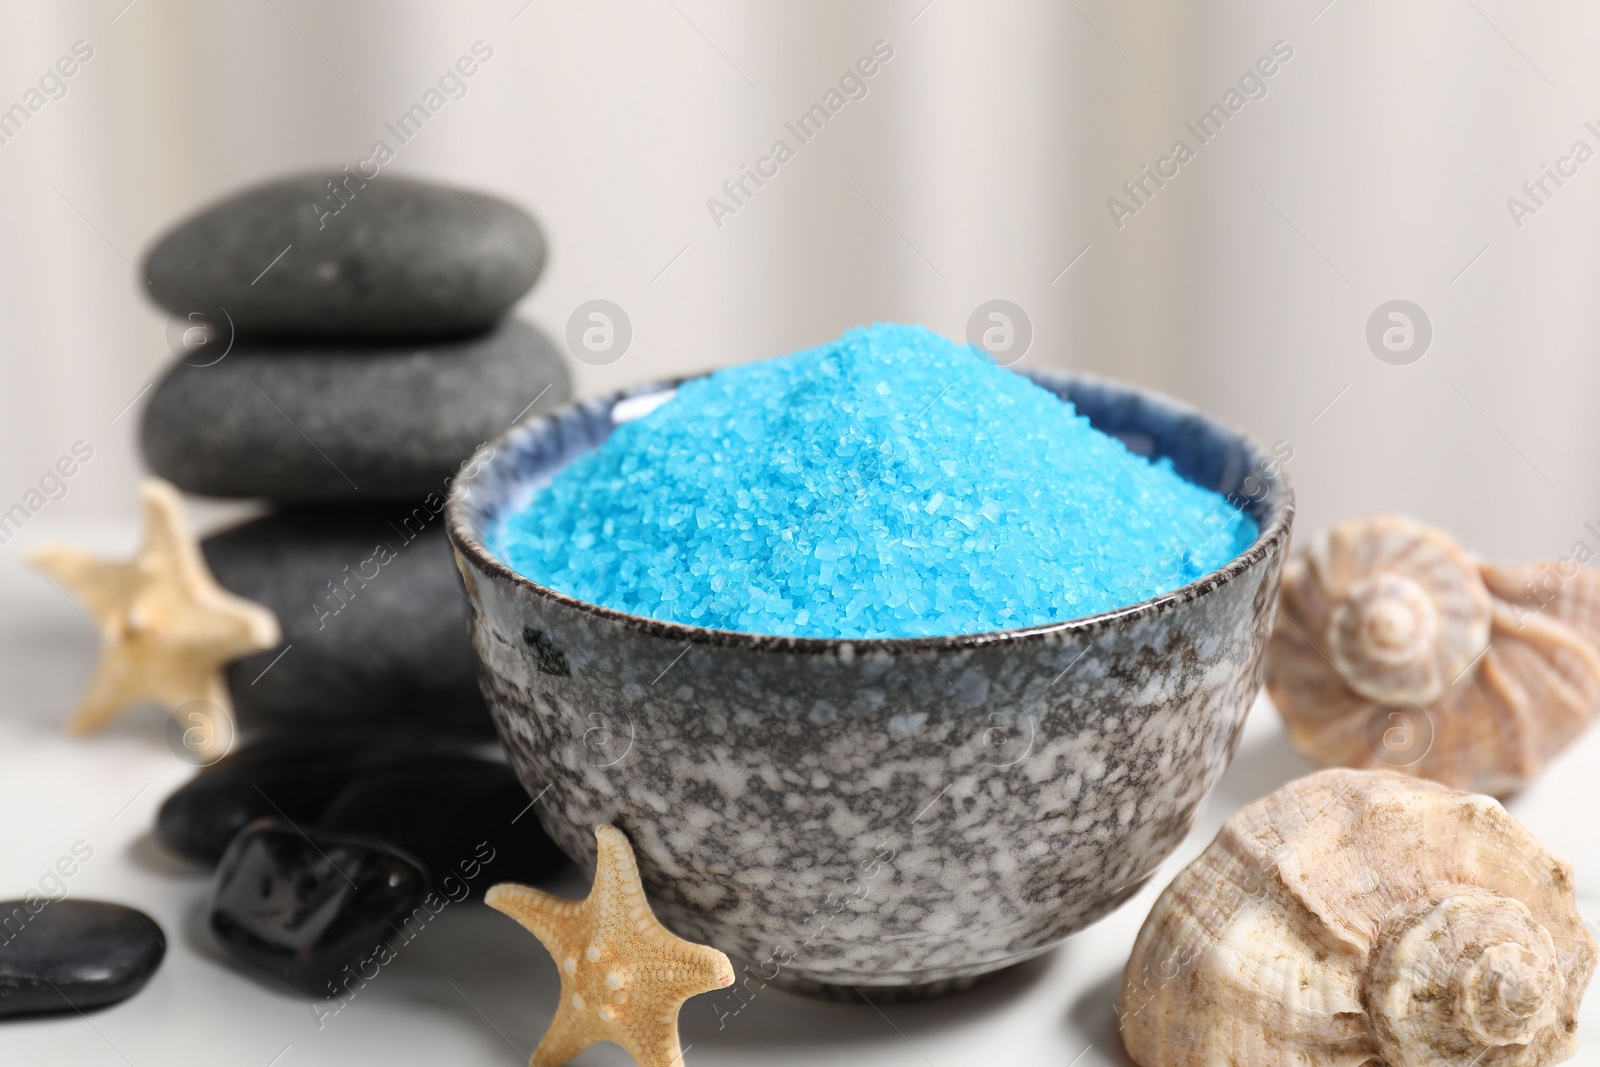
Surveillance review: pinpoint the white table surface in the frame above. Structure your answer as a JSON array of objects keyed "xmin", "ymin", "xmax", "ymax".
[{"xmin": 2, "ymin": 529, "xmax": 1598, "ymax": 1067}]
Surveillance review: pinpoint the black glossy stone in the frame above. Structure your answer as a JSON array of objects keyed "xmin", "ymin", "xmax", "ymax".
[
  {"xmin": 141, "ymin": 318, "xmax": 569, "ymax": 502},
  {"xmin": 0, "ymin": 900, "xmax": 165, "ymax": 1017},
  {"xmin": 209, "ymin": 821, "xmax": 427, "ymax": 997},
  {"xmin": 452, "ymin": 779, "xmax": 570, "ymax": 890},
  {"xmin": 145, "ymin": 173, "xmax": 545, "ymax": 338},
  {"xmin": 155, "ymin": 732, "xmax": 437, "ymax": 866},
  {"xmin": 202, "ymin": 508, "xmax": 492, "ymax": 735},
  {"xmin": 320, "ymin": 758, "xmax": 567, "ymax": 898}
]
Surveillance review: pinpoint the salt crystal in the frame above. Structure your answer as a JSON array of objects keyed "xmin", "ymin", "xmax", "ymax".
[{"xmin": 492, "ymin": 323, "xmax": 1257, "ymax": 638}]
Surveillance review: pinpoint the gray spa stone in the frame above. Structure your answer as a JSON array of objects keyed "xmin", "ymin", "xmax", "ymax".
[
  {"xmin": 155, "ymin": 731, "xmax": 443, "ymax": 866},
  {"xmin": 141, "ymin": 319, "xmax": 569, "ymax": 502},
  {"xmin": 0, "ymin": 901, "xmax": 165, "ymax": 1017},
  {"xmin": 203, "ymin": 506, "xmax": 491, "ymax": 736},
  {"xmin": 144, "ymin": 173, "xmax": 545, "ymax": 338}
]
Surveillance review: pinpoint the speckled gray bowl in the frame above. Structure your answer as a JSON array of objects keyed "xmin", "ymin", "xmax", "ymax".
[{"xmin": 446, "ymin": 369, "xmax": 1293, "ymax": 1001}]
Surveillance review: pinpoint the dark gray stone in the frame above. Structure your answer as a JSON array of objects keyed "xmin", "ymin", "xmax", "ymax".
[
  {"xmin": 155, "ymin": 731, "xmax": 442, "ymax": 866},
  {"xmin": 203, "ymin": 507, "xmax": 492, "ymax": 736},
  {"xmin": 0, "ymin": 900, "xmax": 165, "ymax": 1017},
  {"xmin": 141, "ymin": 318, "xmax": 569, "ymax": 502},
  {"xmin": 145, "ymin": 173, "xmax": 545, "ymax": 338},
  {"xmin": 319, "ymin": 757, "xmax": 568, "ymax": 898}
]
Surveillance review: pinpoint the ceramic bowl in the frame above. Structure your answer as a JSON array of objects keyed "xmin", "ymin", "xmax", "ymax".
[{"xmin": 446, "ymin": 369, "xmax": 1294, "ymax": 1001}]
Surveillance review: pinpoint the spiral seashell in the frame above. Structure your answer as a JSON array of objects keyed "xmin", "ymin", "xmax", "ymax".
[
  {"xmin": 1267, "ymin": 515, "xmax": 1600, "ymax": 796},
  {"xmin": 1118, "ymin": 769, "xmax": 1597, "ymax": 1067}
]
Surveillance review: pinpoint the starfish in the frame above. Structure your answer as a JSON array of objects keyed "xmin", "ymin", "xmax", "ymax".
[
  {"xmin": 486, "ymin": 824, "xmax": 734, "ymax": 1067},
  {"xmin": 26, "ymin": 478, "xmax": 279, "ymax": 749}
]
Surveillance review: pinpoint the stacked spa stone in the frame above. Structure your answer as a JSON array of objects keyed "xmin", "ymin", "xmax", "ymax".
[
  {"xmin": 136, "ymin": 174, "xmax": 572, "ymax": 997},
  {"xmin": 139, "ymin": 173, "xmax": 571, "ymax": 736}
]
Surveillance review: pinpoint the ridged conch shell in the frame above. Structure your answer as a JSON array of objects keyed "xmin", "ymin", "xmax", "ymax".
[
  {"xmin": 1119, "ymin": 769, "xmax": 1597, "ymax": 1067},
  {"xmin": 1267, "ymin": 515, "xmax": 1600, "ymax": 796}
]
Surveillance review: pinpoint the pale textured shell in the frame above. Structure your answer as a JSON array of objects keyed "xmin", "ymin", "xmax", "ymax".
[
  {"xmin": 1267, "ymin": 515, "xmax": 1600, "ymax": 796},
  {"xmin": 1119, "ymin": 769, "xmax": 1597, "ymax": 1067}
]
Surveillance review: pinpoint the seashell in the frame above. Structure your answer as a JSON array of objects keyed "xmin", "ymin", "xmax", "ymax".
[
  {"xmin": 1267, "ymin": 514, "xmax": 1600, "ymax": 796},
  {"xmin": 1118, "ymin": 769, "xmax": 1597, "ymax": 1067}
]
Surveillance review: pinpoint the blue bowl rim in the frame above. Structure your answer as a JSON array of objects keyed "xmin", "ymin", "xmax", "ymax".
[{"xmin": 445, "ymin": 367, "xmax": 1295, "ymax": 654}]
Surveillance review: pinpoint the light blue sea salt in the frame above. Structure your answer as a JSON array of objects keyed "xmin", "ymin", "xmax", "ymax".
[{"xmin": 491, "ymin": 324, "xmax": 1257, "ymax": 639}]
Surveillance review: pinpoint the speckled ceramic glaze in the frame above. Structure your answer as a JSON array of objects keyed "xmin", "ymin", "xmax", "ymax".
[{"xmin": 446, "ymin": 370, "xmax": 1294, "ymax": 1001}]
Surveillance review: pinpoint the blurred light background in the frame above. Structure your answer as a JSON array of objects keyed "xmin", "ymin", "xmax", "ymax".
[{"xmin": 2, "ymin": 0, "xmax": 1596, "ymax": 562}]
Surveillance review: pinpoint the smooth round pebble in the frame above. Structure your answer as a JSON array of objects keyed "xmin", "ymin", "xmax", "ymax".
[
  {"xmin": 0, "ymin": 900, "xmax": 165, "ymax": 1017},
  {"xmin": 202, "ymin": 508, "xmax": 493, "ymax": 735},
  {"xmin": 319, "ymin": 757, "xmax": 567, "ymax": 897},
  {"xmin": 155, "ymin": 731, "xmax": 440, "ymax": 866},
  {"xmin": 144, "ymin": 173, "xmax": 545, "ymax": 338},
  {"xmin": 141, "ymin": 318, "xmax": 569, "ymax": 502}
]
